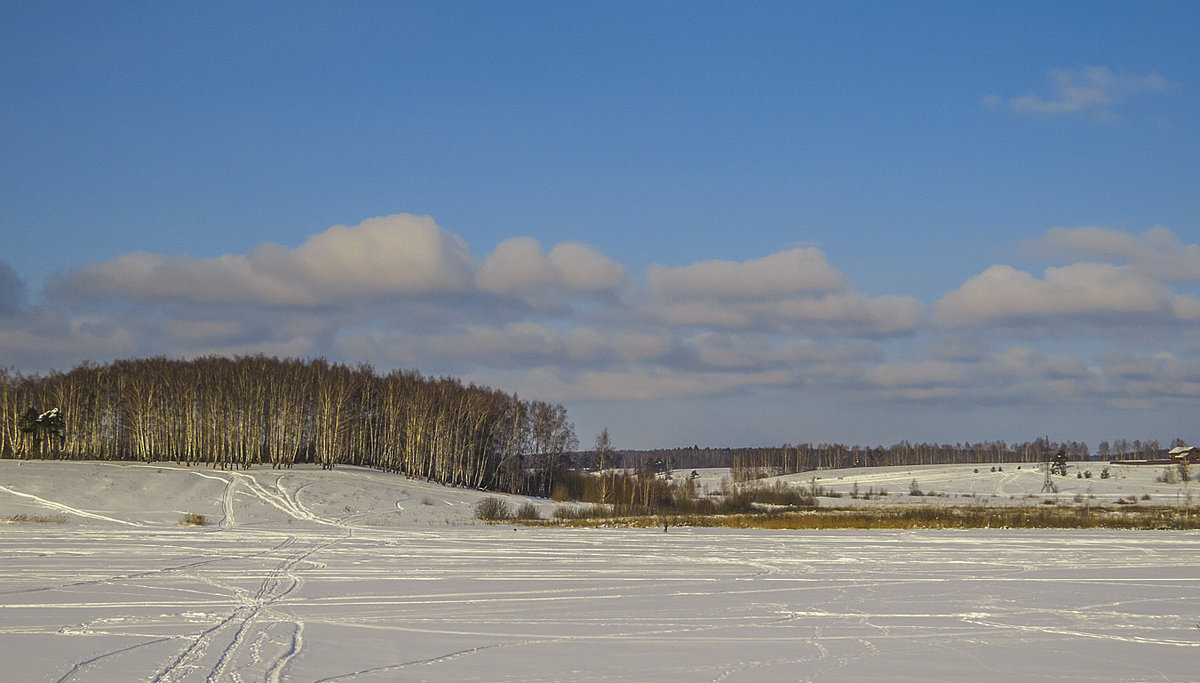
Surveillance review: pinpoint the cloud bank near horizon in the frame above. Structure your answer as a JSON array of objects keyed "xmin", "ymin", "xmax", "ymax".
[{"xmin": 3, "ymin": 216, "xmax": 1198, "ymax": 430}]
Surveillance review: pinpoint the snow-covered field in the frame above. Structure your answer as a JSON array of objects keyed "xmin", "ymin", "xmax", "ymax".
[
  {"xmin": 691, "ymin": 460, "xmax": 1199, "ymax": 506},
  {"xmin": 1, "ymin": 461, "xmax": 1197, "ymax": 681}
]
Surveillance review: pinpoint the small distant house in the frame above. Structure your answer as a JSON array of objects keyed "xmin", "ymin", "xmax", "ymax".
[{"xmin": 1168, "ymin": 446, "xmax": 1199, "ymax": 464}]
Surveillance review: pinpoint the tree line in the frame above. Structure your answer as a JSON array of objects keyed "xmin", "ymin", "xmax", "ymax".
[
  {"xmin": 611, "ymin": 437, "xmax": 1180, "ymax": 481},
  {"xmin": 0, "ymin": 356, "xmax": 577, "ymax": 496}
]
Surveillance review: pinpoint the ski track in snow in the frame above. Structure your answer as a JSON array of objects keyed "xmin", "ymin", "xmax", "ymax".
[
  {"xmin": 144, "ymin": 532, "xmax": 344, "ymax": 683},
  {"xmin": 188, "ymin": 471, "xmax": 238, "ymax": 530},
  {"xmin": 0, "ymin": 462, "xmax": 1198, "ymax": 681},
  {"xmin": 0, "ymin": 484, "xmax": 142, "ymax": 527},
  {"xmin": 143, "ymin": 470, "xmax": 357, "ymax": 683},
  {"xmin": 8, "ymin": 524, "xmax": 1198, "ymax": 682}
]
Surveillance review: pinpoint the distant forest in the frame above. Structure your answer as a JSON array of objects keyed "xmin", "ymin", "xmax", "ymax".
[
  {"xmin": 586, "ymin": 438, "xmax": 1179, "ymax": 481},
  {"xmin": 0, "ymin": 356, "xmax": 1183, "ymax": 496},
  {"xmin": 0, "ymin": 356, "xmax": 577, "ymax": 496}
]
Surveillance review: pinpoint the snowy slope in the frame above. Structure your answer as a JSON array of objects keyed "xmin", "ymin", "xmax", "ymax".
[{"xmin": 0, "ymin": 461, "xmax": 555, "ymax": 529}]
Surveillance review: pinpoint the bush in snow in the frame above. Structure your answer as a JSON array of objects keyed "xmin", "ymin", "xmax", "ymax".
[
  {"xmin": 515, "ymin": 502, "xmax": 543, "ymax": 521},
  {"xmin": 475, "ymin": 497, "xmax": 513, "ymax": 521}
]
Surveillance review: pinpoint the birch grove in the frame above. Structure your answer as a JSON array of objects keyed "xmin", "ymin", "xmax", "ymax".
[{"xmin": 0, "ymin": 356, "xmax": 575, "ymax": 496}]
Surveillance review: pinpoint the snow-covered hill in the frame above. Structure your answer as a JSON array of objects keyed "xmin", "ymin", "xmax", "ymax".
[
  {"xmin": 751, "ymin": 460, "xmax": 1195, "ymax": 505},
  {"xmin": 0, "ymin": 460, "xmax": 555, "ymax": 529},
  {"xmin": 678, "ymin": 460, "xmax": 1198, "ymax": 512}
]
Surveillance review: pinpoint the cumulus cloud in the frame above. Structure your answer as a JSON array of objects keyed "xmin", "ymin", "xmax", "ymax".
[
  {"xmin": 647, "ymin": 247, "xmax": 844, "ymax": 300},
  {"xmin": 50, "ymin": 215, "xmax": 632, "ymax": 316},
  {"xmin": 477, "ymin": 237, "xmax": 625, "ymax": 298},
  {"xmin": 939, "ymin": 226, "xmax": 1200, "ymax": 329},
  {"xmin": 935, "ymin": 263, "xmax": 1175, "ymax": 325},
  {"xmin": 644, "ymin": 248, "xmax": 921, "ymax": 336},
  {"xmin": 1038, "ymin": 226, "xmax": 1200, "ymax": 282},
  {"xmin": 985, "ymin": 66, "xmax": 1167, "ymax": 118},
  {"xmin": 1039, "ymin": 225, "xmax": 1145, "ymax": 258},
  {"xmin": 53, "ymin": 214, "xmax": 477, "ymax": 306}
]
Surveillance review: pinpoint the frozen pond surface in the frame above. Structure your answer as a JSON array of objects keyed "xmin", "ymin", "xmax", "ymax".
[
  {"xmin": 4, "ymin": 526, "xmax": 1199, "ymax": 681},
  {"xmin": 0, "ymin": 462, "xmax": 1197, "ymax": 681}
]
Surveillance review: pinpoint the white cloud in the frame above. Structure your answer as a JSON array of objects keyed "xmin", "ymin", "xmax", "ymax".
[
  {"xmin": 990, "ymin": 66, "xmax": 1166, "ymax": 117},
  {"xmin": 1039, "ymin": 225, "xmax": 1145, "ymax": 257},
  {"xmin": 54, "ymin": 214, "xmax": 477, "ymax": 306},
  {"xmin": 644, "ymin": 248, "xmax": 921, "ymax": 336},
  {"xmin": 647, "ymin": 247, "xmax": 844, "ymax": 300},
  {"xmin": 477, "ymin": 237, "xmax": 625, "ymax": 297},
  {"xmin": 278, "ymin": 214, "xmax": 478, "ymax": 297},
  {"xmin": 54, "ymin": 216, "xmax": 631, "ymax": 316},
  {"xmin": 940, "ymin": 226, "xmax": 1200, "ymax": 329},
  {"xmin": 935, "ymin": 263, "xmax": 1172, "ymax": 325},
  {"xmin": 1038, "ymin": 226, "xmax": 1200, "ymax": 282}
]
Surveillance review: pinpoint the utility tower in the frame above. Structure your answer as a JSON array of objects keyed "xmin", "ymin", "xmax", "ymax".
[{"xmin": 1041, "ymin": 462, "xmax": 1057, "ymax": 493}]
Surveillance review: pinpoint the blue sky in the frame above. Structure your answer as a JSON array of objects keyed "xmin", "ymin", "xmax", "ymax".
[{"xmin": 2, "ymin": 1, "xmax": 1199, "ymax": 449}]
